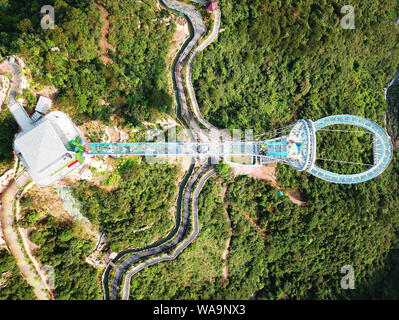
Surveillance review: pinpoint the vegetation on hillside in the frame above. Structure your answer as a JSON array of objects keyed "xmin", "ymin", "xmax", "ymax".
[
  {"xmin": 18, "ymin": 204, "xmax": 102, "ymax": 300},
  {"xmin": 2, "ymin": 0, "xmax": 399, "ymax": 300},
  {"xmin": 73, "ymin": 159, "xmax": 180, "ymax": 252},
  {"xmin": 0, "ymin": 110, "xmax": 17, "ymax": 175},
  {"xmin": 187, "ymin": 0, "xmax": 399, "ymax": 299},
  {"xmin": 129, "ymin": 176, "xmax": 231, "ymax": 299},
  {"xmin": 0, "ymin": 250, "xmax": 35, "ymax": 300},
  {"xmin": 0, "ymin": 0, "xmax": 174, "ymax": 124},
  {"xmin": 129, "ymin": 157, "xmax": 399, "ymax": 299},
  {"xmin": 192, "ymin": 0, "xmax": 399, "ymax": 133}
]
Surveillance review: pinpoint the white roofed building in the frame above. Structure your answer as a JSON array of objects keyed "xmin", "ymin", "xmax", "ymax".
[{"xmin": 14, "ymin": 111, "xmax": 87, "ymax": 186}]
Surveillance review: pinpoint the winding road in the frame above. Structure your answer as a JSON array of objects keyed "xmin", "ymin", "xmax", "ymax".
[
  {"xmin": 121, "ymin": 165, "xmax": 216, "ymax": 300},
  {"xmin": 0, "ymin": 171, "xmax": 49, "ymax": 300},
  {"xmin": 103, "ymin": 0, "xmax": 222, "ymax": 300},
  {"xmin": 187, "ymin": 8, "xmax": 222, "ymax": 134},
  {"xmin": 0, "ymin": 57, "xmax": 53, "ymax": 300}
]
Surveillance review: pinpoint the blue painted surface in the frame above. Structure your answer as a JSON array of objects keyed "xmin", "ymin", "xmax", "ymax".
[
  {"xmin": 268, "ymin": 141, "xmax": 288, "ymax": 146},
  {"xmin": 268, "ymin": 152, "xmax": 289, "ymax": 156}
]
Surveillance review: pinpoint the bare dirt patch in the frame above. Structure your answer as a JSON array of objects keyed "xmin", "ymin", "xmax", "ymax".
[
  {"xmin": 229, "ymin": 163, "xmax": 308, "ymax": 206},
  {"xmin": 230, "ymin": 163, "xmax": 278, "ymax": 184},
  {"xmin": 219, "ymin": 185, "xmax": 231, "ymax": 280},
  {"xmin": 240, "ymin": 210, "xmax": 266, "ymax": 240},
  {"xmin": 35, "ymin": 85, "xmax": 58, "ymax": 101},
  {"xmin": 22, "ymin": 184, "xmax": 99, "ymax": 240},
  {"xmin": 166, "ymin": 18, "xmax": 190, "ymax": 66},
  {"xmin": 24, "ymin": 185, "xmax": 73, "ymax": 222},
  {"xmin": 79, "ymin": 119, "xmax": 130, "ymax": 143},
  {"xmin": 285, "ymin": 188, "xmax": 308, "ymax": 206},
  {"xmin": 95, "ymin": 2, "xmax": 115, "ymax": 65},
  {"xmin": 0, "ymin": 61, "xmax": 12, "ymax": 74},
  {"xmin": 0, "ymin": 75, "xmax": 10, "ymax": 108}
]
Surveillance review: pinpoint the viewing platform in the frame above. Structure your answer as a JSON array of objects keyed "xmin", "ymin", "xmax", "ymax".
[{"xmin": 88, "ymin": 115, "xmax": 392, "ymax": 184}]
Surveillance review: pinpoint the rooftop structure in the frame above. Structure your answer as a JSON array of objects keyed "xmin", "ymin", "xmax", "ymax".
[
  {"xmin": 14, "ymin": 111, "xmax": 86, "ymax": 186},
  {"xmin": 31, "ymin": 96, "xmax": 52, "ymax": 122},
  {"xmin": 9, "ymin": 102, "xmax": 33, "ymax": 131},
  {"xmin": 206, "ymin": 1, "xmax": 219, "ymax": 13}
]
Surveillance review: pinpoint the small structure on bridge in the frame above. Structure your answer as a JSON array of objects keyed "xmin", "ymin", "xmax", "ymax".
[{"xmin": 206, "ymin": 1, "xmax": 219, "ymax": 13}]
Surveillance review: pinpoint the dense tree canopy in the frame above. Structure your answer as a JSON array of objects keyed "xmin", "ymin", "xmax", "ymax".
[
  {"xmin": 0, "ymin": 0, "xmax": 174, "ymax": 124},
  {"xmin": 192, "ymin": 0, "xmax": 399, "ymax": 133},
  {"xmin": 0, "ymin": 250, "xmax": 35, "ymax": 300},
  {"xmin": 73, "ymin": 159, "xmax": 180, "ymax": 252},
  {"xmin": 2, "ymin": 0, "xmax": 399, "ymax": 300}
]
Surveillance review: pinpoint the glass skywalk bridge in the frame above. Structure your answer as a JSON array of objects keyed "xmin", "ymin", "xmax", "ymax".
[
  {"xmin": 88, "ymin": 115, "xmax": 393, "ymax": 184},
  {"xmin": 88, "ymin": 141, "xmax": 262, "ymax": 157},
  {"xmin": 309, "ymin": 115, "xmax": 392, "ymax": 184}
]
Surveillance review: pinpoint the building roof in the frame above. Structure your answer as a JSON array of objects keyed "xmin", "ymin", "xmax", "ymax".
[
  {"xmin": 14, "ymin": 119, "xmax": 67, "ymax": 173},
  {"xmin": 9, "ymin": 102, "xmax": 33, "ymax": 131},
  {"xmin": 206, "ymin": 0, "xmax": 219, "ymax": 12},
  {"xmin": 35, "ymin": 96, "xmax": 52, "ymax": 115}
]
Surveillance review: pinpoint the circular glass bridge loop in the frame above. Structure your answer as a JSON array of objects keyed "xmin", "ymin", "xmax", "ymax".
[{"xmin": 308, "ymin": 115, "xmax": 393, "ymax": 184}]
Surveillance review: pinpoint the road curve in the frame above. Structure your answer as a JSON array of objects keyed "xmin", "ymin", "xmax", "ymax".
[
  {"xmin": 0, "ymin": 171, "xmax": 49, "ymax": 300},
  {"xmin": 163, "ymin": 0, "xmax": 206, "ymax": 140},
  {"xmin": 121, "ymin": 166, "xmax": 216, "ymax": 300},
  {"xmin": 104, "ymin": 0, "xmax": 220, "ymax": 300},
  {"xmin": 186, "ymin": 8, "xmax": 221, "ymax": 133},
  {"xmin": 110, "ymin": 164, "xmax": 212, "ymax": 299}
]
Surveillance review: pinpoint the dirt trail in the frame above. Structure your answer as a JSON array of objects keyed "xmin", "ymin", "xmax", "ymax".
[
  {"xmin": 219, "ymin": 186, "xmax": 231, "ymax": 280},
  {"xmin": 222, "ymin": 237, "xmax": 231, "ymax": 279},
  {"xmin": 95, "ymin": 2, "xmax": 115, "ymax": 64},
  {"xmin": 240, "ymin": 210, "xmax": 266, "ymax": 240},
  {"xmin": 16, "ymin": 182, "xmax": 56, "ymax": 299},
  {"xmin": 166, "ymin": 19, "xmax": 190, "ymax": 66},
  {"xmin": 0, "ymin": 176, "xmax": 48, "ymax": 300}
]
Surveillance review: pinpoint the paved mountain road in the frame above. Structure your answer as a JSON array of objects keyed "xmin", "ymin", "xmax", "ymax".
[{"xmin": 106, "ymin": 0, "xmax": 222, "ymax": 299}]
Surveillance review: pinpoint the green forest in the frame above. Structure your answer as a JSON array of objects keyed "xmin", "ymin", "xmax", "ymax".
[
  {"xmin": 192, "ymin": 0, "xmax": 399, "ymax": 133},
  {"xmin": 0, "ymin": 0, "xmax": 174, "ymax": 124},
  {"xmin": 0, "ymin": 250, "xmax": 35, "ymax": 300},
  {"xmin": 127, "ymin": 0, "xmax": 399, "ymax": 300},
  {"xmin": 188, "ymin": 0, "xmax": 399, "ymax": 299},
  {"xmin": 17, "ymin": 203, "xmax": 102, "ymax": 299},
  {"xmin": 129, "ymin": 161, "xmax": 399, "ymax": 299},
  {"xmin": 73, "ymin": 159, "xmax": 180, "ymax": 252},
  {"xmin": 1, "ymin": 0, "xmax": 399, "ymax": 300},
  {"xmin": 0, "ymin": 0, "xmax": 176, "ymax": 172}
]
